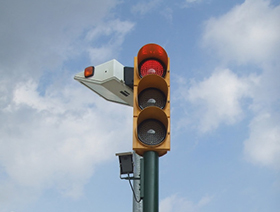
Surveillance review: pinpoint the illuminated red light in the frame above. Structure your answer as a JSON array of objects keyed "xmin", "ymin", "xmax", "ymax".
[{"xmin": 139, "ymin": 59, "xmax": 165, "ymax": 77}]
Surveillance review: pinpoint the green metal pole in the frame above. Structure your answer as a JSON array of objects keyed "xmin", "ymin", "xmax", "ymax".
[{"xmin": 143, "ymin": 151, "xmax": 159, "ymax": 212}]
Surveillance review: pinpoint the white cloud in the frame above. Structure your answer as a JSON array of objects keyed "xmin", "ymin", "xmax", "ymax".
[
  {"xmin": 131, "ymin": 0, "xmax": 162, "ymax": 15},
  {"xmin": 248, "ymin": 64, "xmax": 280, "ymax": 114},
  {"xmin": 160, "ymin": 194, "xmax": 212, "ymax": 212},
  {"xmin": 201, "ymin": 0, "xmax": 280, "ymax": 168},
  {"xmin": 131, "ymin": 0, "xmax": 174, "ymax": 22},
  {"xmin": 174, "ymin": 0, "xmax": 280, "ymax": 170},
  {"xmin": 244, "ymin": 113, "xmax": 280, "ymax": 169},
  {"xmin": 177, "ymin": 69, "xmax": 257, "ymax": 133},
  {"xmin": 0, "ymin": 0, "xmax": 135, "ymax": 208},
  {"xmin": 0, "ymin": 80, "xmax": 132, "ymax": 199},
  {"xmin": 182, "ymin": 0, "xmax": 203, "ymax": 8},
  {"xmin": 86, "ymin": 19, "xmax": 135, "ymax": 64},
  {"xmin": 160, "ymin": 7, "xmax": 173, "ymax": 22},
  {"xmin": 203, "ymin": 0, "xmax": 280, "ymax": 64},
  {"xmin": 7, "ymin": 80, "xmax": 64, "ymax": 113},
  {"xmin": 0, "ymin": 0, "xmax": 118, "ymax": 78}
]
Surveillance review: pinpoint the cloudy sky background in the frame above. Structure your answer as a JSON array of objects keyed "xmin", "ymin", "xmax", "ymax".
[{"xmin": 0, "ymin": 0, "xmax": 279, "ymax": 211}]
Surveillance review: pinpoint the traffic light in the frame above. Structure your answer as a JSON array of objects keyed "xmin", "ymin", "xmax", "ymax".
[{"xmin": 133, "ymin": 43, "xmax": 170, "ymax": 157}]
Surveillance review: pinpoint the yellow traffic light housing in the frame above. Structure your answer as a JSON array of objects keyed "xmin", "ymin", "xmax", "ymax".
[{"xmin": 133, "ymin": 44, "xmax": 170, "ymax": 157}]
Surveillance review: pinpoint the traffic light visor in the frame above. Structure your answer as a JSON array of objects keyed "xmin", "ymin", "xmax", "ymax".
[
  {"xmin": 136, "ymin": 107, "xmax": 168, "ymax": 147},
  {"xmin": 137, "ymin": 44, "xmax": 168, "ymax": 78},
  {"xmin": 137, "ymin": 74, "xmax": 168, "ymax": 110}
]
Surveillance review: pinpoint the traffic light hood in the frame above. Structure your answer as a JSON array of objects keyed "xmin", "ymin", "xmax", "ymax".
[{"xmin": 137, "ymin": 43, "xmax": 168, "ymax": 74}]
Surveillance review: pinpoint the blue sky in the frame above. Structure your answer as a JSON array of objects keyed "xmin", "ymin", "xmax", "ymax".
[{"xmin": 0, "ymin": 0, "xmax": 280, "ymax": 211}]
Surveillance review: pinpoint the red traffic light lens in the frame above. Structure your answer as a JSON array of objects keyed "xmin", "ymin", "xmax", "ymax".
[{"xmin": 139, "ymin": 59, "xmax": 165, "ymax": 78}]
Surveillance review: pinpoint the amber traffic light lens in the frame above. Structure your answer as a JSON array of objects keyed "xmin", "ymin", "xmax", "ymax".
[
  {"xmin": 84, "ymin": 66, "xmax": 94, "ymax": 78},
  {"xmin": 138, "ymin": 119, "xmax": 166, "ymax": 146},
  {"xmin": 138, "ymin": 88, "xmax": 166, "ymax": 109}
]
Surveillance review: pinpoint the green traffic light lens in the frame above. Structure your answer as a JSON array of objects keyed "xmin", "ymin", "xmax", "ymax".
[{"xmin": 138, "ymin": 119, "xmax": 166, "ymax": 146}]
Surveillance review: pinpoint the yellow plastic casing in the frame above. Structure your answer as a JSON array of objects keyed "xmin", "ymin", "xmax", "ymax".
[{"xmin": 132, "ymin": 43, "xmax": 170, "ymax": 157}]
